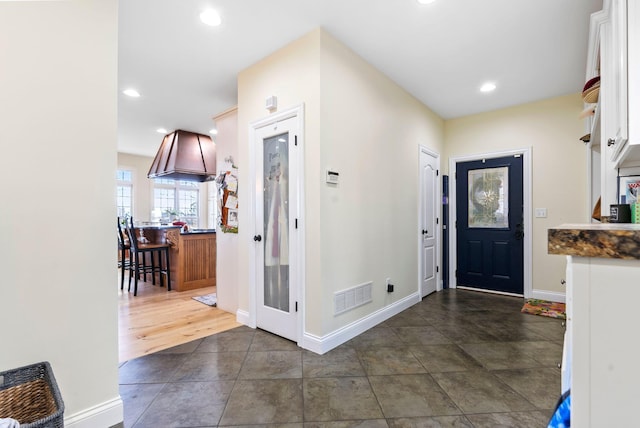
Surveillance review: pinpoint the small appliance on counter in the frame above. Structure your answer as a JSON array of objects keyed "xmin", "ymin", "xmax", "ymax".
[{"xmin": 610, "ymin": 204, "xmax": 631, "ymax": 223}]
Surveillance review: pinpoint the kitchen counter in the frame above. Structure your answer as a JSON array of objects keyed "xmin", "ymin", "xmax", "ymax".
[
  {"xmin": 548, "ymin": 223, "xmax": 640, "ymax": 426},
  {"xmin": 548, "ymin": 223, "xmax": 640, "ymax": 260}
]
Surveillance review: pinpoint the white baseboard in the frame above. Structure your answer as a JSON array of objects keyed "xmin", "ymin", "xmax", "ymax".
[
  {"xmin": 64, "ymin": 396, "xmax": 123, "ymax": 428},
  {"xmin": 301, "ymin": 292, "xmax": 421, "ymax": 355},
  {"xmin": 236, "ymin": 309, "xmax": 253, "ymax": 327},
  {"xmin": 532, "ymin": 289, "xmax": 566, "ymax": 303}
]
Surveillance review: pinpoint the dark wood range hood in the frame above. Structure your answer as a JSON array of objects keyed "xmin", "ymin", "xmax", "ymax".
[{"xmin": 148, "ymin": 129, "xmax": 216, "ymax": 182}]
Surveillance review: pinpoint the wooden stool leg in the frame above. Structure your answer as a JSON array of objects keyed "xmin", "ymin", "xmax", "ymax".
[
  {"xmin": 120, "ymin": 248, "xmax": 126, "ymax": 290},
  {"xmin": 151, "ymin": 251, "xmax": 157, "ymax": 285},
  {"xmin": 128, "ymin": 261, "xmax": 133, "ymax": 291},
  {"xmin": 156, "ymin": 250, "xmax": 163, "ymax": 288},
  {"xmin": 165, "ymin": 248, "xmax": 171, "ymax": 291},
  {"xmin": 133, "ymin": 251, "xmax": 140, "ymax": 296},
  {"xmin": 142, "ymin": 252, "xmax": 148, "ymax": 282}
]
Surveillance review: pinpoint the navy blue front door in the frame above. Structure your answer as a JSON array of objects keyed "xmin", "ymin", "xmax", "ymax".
[{"xmin": 456, "ymin": 155, "xmax": 523, "ymax": 295}]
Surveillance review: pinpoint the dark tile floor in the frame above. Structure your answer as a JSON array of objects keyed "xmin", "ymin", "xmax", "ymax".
[{"xmin": 119, "ymin": 289, "xmax": 564, "ymax": 427}]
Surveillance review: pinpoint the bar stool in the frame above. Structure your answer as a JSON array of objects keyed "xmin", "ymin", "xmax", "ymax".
[
  {"xmin": 117, "ymin": 217, "xmax": 132, "ymax": 290},
  {"xmin": 126, "ymin": 218, "xmax": 172, "ymax": 296}
]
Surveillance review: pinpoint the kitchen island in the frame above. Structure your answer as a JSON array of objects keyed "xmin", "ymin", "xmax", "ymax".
[
  {"xmin": 166, "ymin": 228, "xmax": 216, "ymax": 291},
  {"xmin": 548, "ymin": 223, "xmax": 640, "ymax": 427},
  {"xmin": 132, "ymin": 225, "xmax": 216, "ymax": 292}
]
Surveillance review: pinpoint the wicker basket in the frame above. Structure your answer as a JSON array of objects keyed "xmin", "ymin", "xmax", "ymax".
[{"xmin": 0, "ymin": 362, "xmax": 64, "ymax": 428}]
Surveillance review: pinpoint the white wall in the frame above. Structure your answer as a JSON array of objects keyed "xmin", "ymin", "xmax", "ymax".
[
  {"xmin": 444, "ymin": 94, "xmax": 588, "ymax": 297},
  {"xmin": 238, "ymin": 28, "xmax": 444, "ymax": 343},
  {"xmin": 0, "ymin": 1, "xmax": 122, "ymax": 426}
]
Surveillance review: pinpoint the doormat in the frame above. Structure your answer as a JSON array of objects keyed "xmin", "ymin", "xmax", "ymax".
[
  {"xmin": 521, "ymin": 299, "xmax": 566, "ymax": 320},
  {"xmin": 192, "ymin": 293, "xmax": 217, "ymax": 307}
]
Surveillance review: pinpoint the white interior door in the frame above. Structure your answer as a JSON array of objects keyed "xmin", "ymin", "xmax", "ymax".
[
  {"xmin": 253, "ymin": 116, "xmax": 299, "ymax": 342},
  {"xmin": 420, "ymin": 147, "xmax": 438, "ymax": 297}
]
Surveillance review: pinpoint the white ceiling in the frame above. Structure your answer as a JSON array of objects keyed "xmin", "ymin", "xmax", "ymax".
[{"xmin": 118, "ymin": 0, "xmax": 603, "ymax": 157}]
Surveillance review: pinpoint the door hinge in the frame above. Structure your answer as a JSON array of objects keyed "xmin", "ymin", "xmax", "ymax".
[
  {"xmin": 437, "ymin": 266, "xmax": 439, "ymax": 273},
  {"xmin": 455, "ymin": 220, "xmax": 457, "ymax": 228},
  {"xmin": 455, "ymin": 269, "xmax": 458, "ymax": 278},
  {"xmin": 437, "ymin": 169, "xmax": 439, "ymax": 176},
  {"xmin": 295, "ymin": 218, "xmax": 298, "ymax": 229},
  {"xmin": 295, "ymin": 135, "xmax": 298, "ymax": 146},
  {"xmin": 295, "ymin": 301, "xmax": 298, "ymax": 312},
  {"xmin": 436, "ymin": 217, "xmax": 439, "ymax": 225}
]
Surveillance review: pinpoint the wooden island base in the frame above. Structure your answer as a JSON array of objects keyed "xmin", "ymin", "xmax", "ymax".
[{"xmin": 166, "ymin": 229, "xmax": 216, "ymax": 291}]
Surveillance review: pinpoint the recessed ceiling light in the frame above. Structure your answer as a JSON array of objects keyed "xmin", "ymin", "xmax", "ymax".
[
  {"xmin": 157, "ymin": 128, "xmax": 168, "ymax": 134},
  {"xmin": 209, "ymin": 128, "xmax": 218, "ymax": 135},
  {"xmin": 417, "ymin": 0, "xmax": 436, "ymax": 4},
  {"xmin": 200, "ymin": 9, "xmax": 221, "ymax": 26},
  {"xmin": 123, "ymin": 88, "xmax": 140, "ymax": 98},
  {"xmin": 480, "ymin": 82, "xmax": 497, "ymax": 93}
]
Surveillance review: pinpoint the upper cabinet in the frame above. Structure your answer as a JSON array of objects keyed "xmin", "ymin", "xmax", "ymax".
[
  {"xmin": 592, "ymin": 0, "xmax": 639, "ymax": 167},
  {"xmin": 586, "ymin": 0, "xmax": 640, "ymax": 216}
]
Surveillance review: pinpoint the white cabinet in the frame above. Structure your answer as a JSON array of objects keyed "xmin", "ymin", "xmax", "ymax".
[
  {"xmin": 587, "ymin": 0, "xmax": 640, "ymax": 216},
  {"xmin": 564, "ymin": 255, "xmax": 640, "ymax": 427},
  {"xmin": 609, "ymin": 0, "xmax": 640, "ymax": 167}
]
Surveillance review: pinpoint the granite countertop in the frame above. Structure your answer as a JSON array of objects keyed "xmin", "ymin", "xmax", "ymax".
[
  {"xmin": 134, "ymin": 224, "xmax": 181, "ymax": 229},
  {"xmin": 181, "ymin": 229, "xmax": 216, "ymax": 235},
  {"xmin": 548, "ymin": 223, "xmax": 640, "ymax": 260}
]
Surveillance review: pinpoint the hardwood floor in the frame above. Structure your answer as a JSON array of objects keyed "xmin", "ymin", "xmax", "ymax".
[{"xmin": 118, "ymin": 275, "xmax": 241, "ymax": 363}]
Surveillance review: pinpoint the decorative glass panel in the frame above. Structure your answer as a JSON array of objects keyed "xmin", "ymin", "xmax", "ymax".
[
  {"xmin": 468, "ymin": 167, "xmax": 509, "ymax": 228},
  {"xmin": 263, "ymin": 133, "xmax": 289, "ymax": 312}
]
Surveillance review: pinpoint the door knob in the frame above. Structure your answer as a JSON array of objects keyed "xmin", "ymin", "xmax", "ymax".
[
  {"xmin": 422, "ymin": 229, "xmax": 428, "ymax": 235},
  {"xmin": 253, "ymin": 235, "xmax": 262, "ymax": 242}
]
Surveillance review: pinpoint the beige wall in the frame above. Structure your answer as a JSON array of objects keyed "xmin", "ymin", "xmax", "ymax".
[
  {"xmin": 213, "ymin": 107, "xmax": 240, "ymax": 313},
  {"xmin": 0, "ymin": 0, "xmax": 121, "ymax": 425},
  {"xmin": 444, "ymin": 93, "xmax": 589, "ymax": 295},
  {"xmin": 118, "ymin": 152, "xmax": 154, "ymax": 221},
  {"xmin": 237, "ymin": 29, "xmax": 323, "ymax": 328},
  {"xmin": 317, "ymin": 31, "xmax": 444, "ymax": 334},
  {"xmin": 238, "ymin": 28, "xmax": 444, "ymax": 339}
]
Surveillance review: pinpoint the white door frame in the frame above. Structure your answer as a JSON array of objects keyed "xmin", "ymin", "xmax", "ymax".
[
  {"xmin": 248, "ymin": 104, "xmax": 305, "ymax": 343},
  {"xmin": 448, "ymin": 147, "xmax": 532, "ymax": 298},
  {"xmin": 418, "ymin": 145, "xmax": 442, "ymax": 295}
]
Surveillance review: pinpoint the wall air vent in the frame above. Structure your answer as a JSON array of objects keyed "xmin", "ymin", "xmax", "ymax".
[{"xmin": 334, "ymin": 281, "xmax": 373, "ymax": 315}]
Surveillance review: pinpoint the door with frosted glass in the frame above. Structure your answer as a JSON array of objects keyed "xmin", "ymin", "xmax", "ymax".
[
  {"xmin": 254, "ymin": 117, "xmax": 298, "ymax": 342},
  {"xmin": 456, "ymin": 155, "xmax": 523, "ymax": 294}
]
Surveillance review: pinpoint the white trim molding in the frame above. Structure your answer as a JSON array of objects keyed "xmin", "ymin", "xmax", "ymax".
[
  {"xmin": 64, "ymin": 396, "xmax": 123, "ymax": 428},
  {"xmin": 448, "ymin": 147, "xmax": 533, "ymax": 298},
  {"xmin": 236, "ymin": 309, "xmax": 252, "ymax": 327},
  {"xmin": 301, "ymin": 292, "xmax": 421, "ymax": 355},
  {"xmin": 532, "ymin": 289, "xmax": 566, "ymax": 303}
]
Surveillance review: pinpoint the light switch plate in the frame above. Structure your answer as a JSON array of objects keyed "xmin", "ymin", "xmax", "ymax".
[{"xmin": 535, "ymin": 208, "xmax": 548, "ymax": 218}]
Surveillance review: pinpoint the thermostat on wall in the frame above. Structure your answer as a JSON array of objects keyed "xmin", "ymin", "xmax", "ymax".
[{"xmin": 326, "ymin": 170, "xmax": 339, "ymax": 184}]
